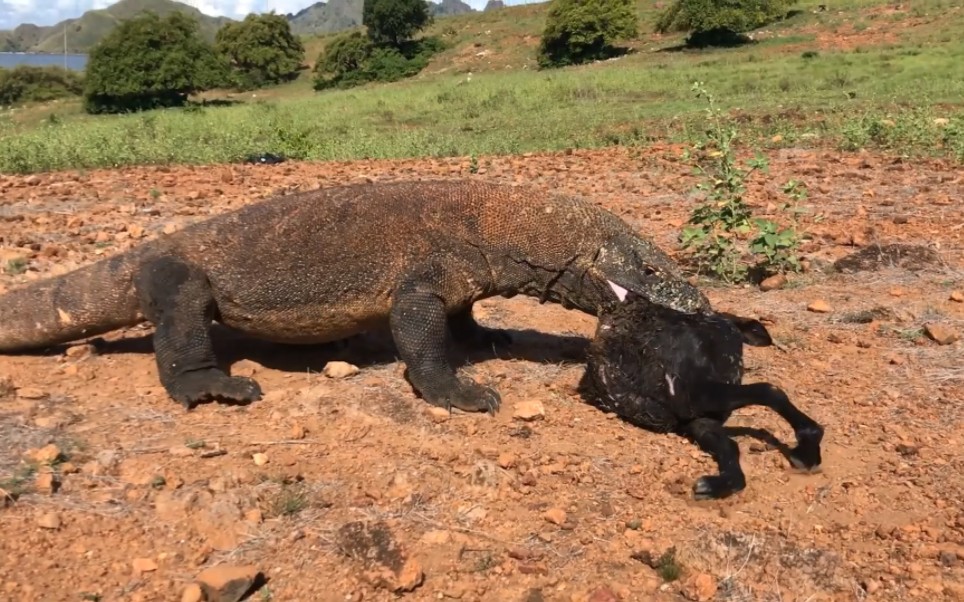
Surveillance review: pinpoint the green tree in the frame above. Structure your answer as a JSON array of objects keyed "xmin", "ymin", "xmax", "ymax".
[
  {"xmin": 312, "ymin": 31, "xmax": 444, "ymax": 91},
  {"xmin": 656, "ymin": 0, "xmax": 791, "ymax": 47},
  {"xmin": 313, "ymin": 31, "xmax": 376, "ymax": 90},
  {"xmin": 83, "ymin": 11, "xmax": 227, "ymax": 114},
  {"xmin": 537, "ymin": 0, "xmax": 639, "ymax": 69},
  {"xmin": 215, "ymin": 13, "xmax": 305, "ymax": 91},
  {"xmin": 362, "ymin": 0, "xmax": 433, "ymax": 47}
]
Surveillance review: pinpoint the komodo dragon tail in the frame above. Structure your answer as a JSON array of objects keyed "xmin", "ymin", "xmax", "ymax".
[{"xmin": 0, "ymin": 249, "xmax": 148, "ymax": 352}]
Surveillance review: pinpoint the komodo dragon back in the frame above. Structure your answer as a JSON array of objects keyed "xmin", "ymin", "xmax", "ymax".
[{"xmin": 0, "ymin": 178, "xmax": 710, "ymax": 412}]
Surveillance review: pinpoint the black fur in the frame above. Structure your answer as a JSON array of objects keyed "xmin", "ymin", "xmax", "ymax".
[{"xmin": 580, "ymin": 290, "xmax": 824, "ymax": 500}]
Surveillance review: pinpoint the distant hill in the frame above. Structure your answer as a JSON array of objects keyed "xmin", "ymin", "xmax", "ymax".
[
  {"xmin": 287, "ymin": 0, "xmax": 476, "ymax": 36},
  {"xmin": 0, "ymin": 0, "xmax": 233, "ymax": 54},
  {"xmin": 0, "ymin": 0, "xmax": 477, "ymax": 55}
]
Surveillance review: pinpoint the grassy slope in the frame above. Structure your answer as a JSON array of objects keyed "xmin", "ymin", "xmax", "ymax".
[{"xmin": 0, "ymin": 0, "xmax": 961, "ymax": 174}]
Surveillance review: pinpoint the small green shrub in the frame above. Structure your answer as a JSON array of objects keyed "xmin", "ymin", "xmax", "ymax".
[
  {"xmin": 313, "ymin": 33, "xmax": 443, "ymax": 91},
  {"xmin": 0, "ymin": 65, "xmax": 84, "ymax": 106},
  {"xmin": 678, "ymin": 82, "xmax": 802, "ymax": 282}
]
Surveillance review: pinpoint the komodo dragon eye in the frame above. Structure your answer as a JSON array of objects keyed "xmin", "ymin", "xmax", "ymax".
[{"xmin": 643, "ymin": 266, "xmax": 659, "ymax": 276}]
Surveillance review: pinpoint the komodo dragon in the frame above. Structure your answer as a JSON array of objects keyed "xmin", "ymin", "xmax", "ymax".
[{"xmin": 0, "ymin": 179, "xmax": 711, "ymax": 413}]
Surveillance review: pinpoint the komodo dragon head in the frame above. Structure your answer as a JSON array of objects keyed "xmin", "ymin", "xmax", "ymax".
[{"xmin": 590, "ymin": 230, "xmax": 712, "ymax": 315}]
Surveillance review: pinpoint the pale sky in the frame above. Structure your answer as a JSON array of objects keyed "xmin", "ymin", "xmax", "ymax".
[{"xmin": 1, "ymin": 0, "xmax": 539, "ymax": 31}]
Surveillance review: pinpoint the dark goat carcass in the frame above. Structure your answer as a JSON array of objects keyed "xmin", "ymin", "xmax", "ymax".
[{"xmin": 580, "ymin": 284, "xmax": 825, "ymax": 500}]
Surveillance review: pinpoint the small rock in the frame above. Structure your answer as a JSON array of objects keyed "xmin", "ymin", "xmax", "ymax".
[
  {"xmin": 244, "ymin": 509, "xmax": 263, "ymax": 524},
  {"xmin": 36, "ymin": 512, "xmax": 61, "ymax": 529},
  {"xmin": 759, "ymin": 273, "xmax": 787, "ymax": 291},
  {"xmin": 16, "ymin": 387, "xmax": 46, "ymax": 400},
  {"xmin": 807, "ymin": 300, "xmax": 832, "ymax": 313},
  {"xmin": 950, "ymin": 291, "xmax": 963, "ymax": 303},
  {"xmin": 195, "ymin": 565, "xmax": 260, "ymax": 602},
  {"xmin": 682, "ymin": 573, "xmax": 718, "ymax": 602},
  {"xmin": 924, "ymin": 323, "xmax": 959, "ymax": 345},
  {"xmin": 33, "ymin": 444, "xmax": 62, "ymax": 465},
  {"xmin": 497, "ymin": 452, "xmax": 517, "ymax": 469},
  {"xmin": 863, "ymin": 579, "xmax": 881, "ymax": 594},
  {"xmin": 34, "ymin": 472, "xmax": 57, "ymax": 494},
  {"xmin": 933, "ymin": 117, "xmax": 950, "ymax": 127},
  {"xmin": 513, "ymin": 400, "xmax": 545, "ymax": 421},
  {"xmin": 65, "ymin": 344, "xmax": 94, "ymax": 358},
  {"xmin": 252, "ymin": 453, "xmax": 269, "ymax": 466},
  {"xmin": 169, "ymin": 446, "xmax": 196, "ymax": 457},
  {"xmin": 394, "ymin": 557, "xmax": 425, "ymax": 592},
  {"xmin": 132, "ymin": 558, "xmax": 158, "ymax": 573},
  {"xmin": 289, "ymin": 424, "xmax": 306, "ymax": 439},
  {"xmin": 420, "ymin": 530, "xmax": 452, "ymax": 545},
  {"xmin": 322, "ymin": 361, "xmax": 360, "ymax": 379},
  {"xmin": 426, "ymin": 407, "xmax": 450, "ymax": 423},
  {"xmin": 181, "ymin": 583, "xmax": 206, "ymax": 602},
  {"xmin": 544, "ymin": 507, "xmax": 567, "ymax": 526},
  {"xmin": 587, "ymin": 586, "xmax": 619, "ymax": 602}
]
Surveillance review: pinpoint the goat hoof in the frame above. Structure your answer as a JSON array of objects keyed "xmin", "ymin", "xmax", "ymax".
[
  {"xmin": 789, "ymin": 427, "xmax": 824, "ymax": 472},
  {"xmin": 692, "ymin": 475, "xmax": 745, "ymax": 500},
  {"xmin": 789, "ymin": 448, "xmax": 822, "ymax": 473}
]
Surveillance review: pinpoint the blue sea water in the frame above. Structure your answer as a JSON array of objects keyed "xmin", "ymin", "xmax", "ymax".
[{"xmin": 0, "ymin": 52, "xmax": 87, "ymax": 71}]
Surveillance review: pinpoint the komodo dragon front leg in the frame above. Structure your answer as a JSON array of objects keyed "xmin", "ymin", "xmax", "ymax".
[
  {"xmin": 390, "ymin": 262, "xmax": 501, "ymax": 414},
  {"xmin": 134, "ymin": 256, "xmax": 263, "ymax": 408}
]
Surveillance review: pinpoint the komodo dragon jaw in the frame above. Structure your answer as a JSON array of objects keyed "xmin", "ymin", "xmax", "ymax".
[{"xmin": 592, "ymin": 234, "xmax": 712, "ymax": 315}]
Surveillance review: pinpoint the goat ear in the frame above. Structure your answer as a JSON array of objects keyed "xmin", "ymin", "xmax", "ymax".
[{"xmin": 721, "ymin": 313, "xmax": 773, "ymax": 347}]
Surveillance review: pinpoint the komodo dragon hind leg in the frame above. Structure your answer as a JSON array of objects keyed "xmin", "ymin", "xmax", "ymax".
[
  {"xmin": 134, "ymin": 256, "xmax": 263, "ymax": 409},
  {"xmin": 448, "ymin": 306, "xmax": 513, "ymax": 348},
  {"xmin": 390, "ymin": 270, "xmax": 501, "ymax": 415}
]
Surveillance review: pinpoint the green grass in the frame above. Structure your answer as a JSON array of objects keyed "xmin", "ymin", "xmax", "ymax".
[{"xmin": 1, "ymin": 0, "xmax": 962, "ymax": 173}]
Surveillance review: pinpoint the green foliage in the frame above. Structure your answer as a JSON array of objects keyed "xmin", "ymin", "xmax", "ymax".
[
  {"xmin": 215, "ymin": 13, "xmax": 305, "ymax": 91},
  {"xmin": 362, "ymin": 0, "xmax": 433, "ymax": 47},
  {"xmin": 679, "ymin": 82, "xmax": 802, "ymax": 282},
  {"xmin": 537, "ymin": 0, "xmax": 638, "ymax": 69},
  {"xmin": 83, "ymin": 11, "xmax": 228, "ymax": 114},
  {"xmin": 0, "ymin": 66, "xmax": 84, "ymax": 106},
  {"xmin": 656, "ymin": 0, "xmax": 792, "ymax": 47},
  {"xmin": 313, "ymin": 33, "xmax": 444, "ymax": 91}
]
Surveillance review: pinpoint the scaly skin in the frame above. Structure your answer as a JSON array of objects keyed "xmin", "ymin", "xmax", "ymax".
[{"xmin": 0, "ymin": 179, "xmax": 711, "ymax": 411}]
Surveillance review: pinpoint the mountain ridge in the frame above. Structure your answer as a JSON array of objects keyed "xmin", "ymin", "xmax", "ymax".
[{"xmin": 1, "ymin": 0, "xmax": 478, "ymax": 54}]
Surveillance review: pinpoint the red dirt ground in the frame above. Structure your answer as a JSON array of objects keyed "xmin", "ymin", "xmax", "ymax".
[{"xmin": 0, "ymin": 146, "xmax": 962, "ymax": 602}]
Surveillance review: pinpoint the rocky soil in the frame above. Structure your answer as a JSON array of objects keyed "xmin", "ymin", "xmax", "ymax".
[{"xmin": 0, "ymin": 146, "xmax": 961, "ymax": 602}]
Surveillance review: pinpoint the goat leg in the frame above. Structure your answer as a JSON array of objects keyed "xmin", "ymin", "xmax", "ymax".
[
  {"xmin": 681, "ymin": 417, "xmax": 746, "ymax": 500},
  {"xmin": 715, "ymin": 382, "xmax": 825, "ymax": 472}
]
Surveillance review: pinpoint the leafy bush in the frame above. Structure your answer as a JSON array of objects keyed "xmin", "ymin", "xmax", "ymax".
[
  {"xmin": 0, "ymin": 66, "xmax": 84, "ymax": 106},
  {"xmin": 83, "ymin": 11, "xmax": 228, "ymax": 114},
  {"xmin": 363, "ymin": 0, "xmax": 433, "ymax": 47},
  {"xmin": 215, "ymin": 13, "xmax": 305, "ymax": 91},
  {"xmin": 656, "ymin": 0, "xmax": 792, "ymax": 47},
  {"xmin": 678, "ymin": 82, "xmax": 802, "ymax": 282},
  {"xmin": 538, "ymin": 0, "xmax": 638, "ymax": 68},
  {"xmin": 313, "ymin": 33, "xmax": 443, "ymax": 91}
]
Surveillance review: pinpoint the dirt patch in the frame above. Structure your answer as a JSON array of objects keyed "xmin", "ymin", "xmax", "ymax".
[
  {"xmin": 833, "ymin": 242, "xmax": 943, "ymax": 273},
  {"xmin": 0, "ymin": 146, "xmax": 962, "ymax": 601}
]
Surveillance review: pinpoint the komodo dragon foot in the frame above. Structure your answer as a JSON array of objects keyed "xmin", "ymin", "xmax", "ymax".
[
  {"xmin": 134, "ymin": 256, "xmax": 264, "ymax": 409},
  {"xmin": 390, "ymin": 271, "xmax": 503, "ymax": 415}
]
